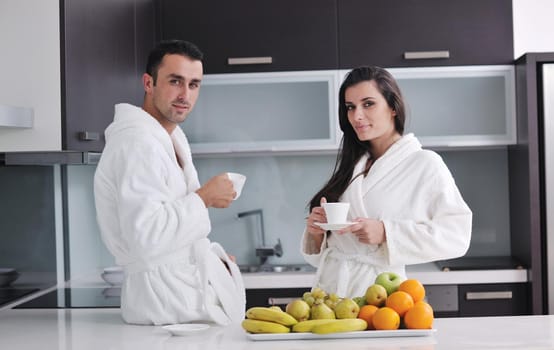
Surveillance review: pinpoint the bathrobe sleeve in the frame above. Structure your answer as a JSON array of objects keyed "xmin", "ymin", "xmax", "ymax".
[
  {"xmin": 301, "ymin": 230, "xmax": 329, "ymax": 267},
  {"xmin": 382, "ymin": 156, "xmax": 472, "ymax": 266},
  {"xmin": 110, "ymin": 137, "xmax": 210, "ymax": 258}
]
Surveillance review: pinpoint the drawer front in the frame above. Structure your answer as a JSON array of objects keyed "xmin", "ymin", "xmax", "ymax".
[
  {"xmin": 246, "ymin": 288, "xmax": 310, "ymax": 310},
  {"xmin": 458, "ymin": 283, "xmax": 530, "ymax": 317}
]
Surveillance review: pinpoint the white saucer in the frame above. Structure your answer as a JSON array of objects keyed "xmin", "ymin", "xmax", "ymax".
[
  {"xmin": 163, "ymin": 323, "xmax": 210, "ymax": 336},
  {"xmin": 314, "ymin": 222, "xmax": 354, "ymax": 231}
]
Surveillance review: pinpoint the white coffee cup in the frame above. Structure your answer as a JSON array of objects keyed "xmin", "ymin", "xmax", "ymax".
[
  {"xmin": 322, "ymin": 202, "xmax": 350, "ymax": 224},
  {"xmin": 227, "ymin": 172, "xmax": 246, "ymax": 199}
]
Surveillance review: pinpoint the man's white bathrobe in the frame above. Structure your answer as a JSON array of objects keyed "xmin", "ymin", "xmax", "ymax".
[
  {"xmin": 302, "ymin": 134, "xmax": 472, "ymax": 298},
  {"xmin": 94, "ymin": 103, "xmax": 245, "ymax": 325}
]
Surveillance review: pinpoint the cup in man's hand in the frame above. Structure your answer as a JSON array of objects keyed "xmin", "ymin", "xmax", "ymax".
[
  {"xmin": 227, "ymin": 172, "xmax": 246, "ymax": 199},
  {"xmin": 322, "ymin": 202, "xmax": 350, "ymax": 224}
]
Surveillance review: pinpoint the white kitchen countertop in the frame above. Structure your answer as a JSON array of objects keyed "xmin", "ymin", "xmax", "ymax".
[
  {"xmin": 242, "ymin": 263, "xmax": 528, "ymax": 289},
  {"xmin": 0, "ymin": 307, "xmax": 552, "ymax": 349}
]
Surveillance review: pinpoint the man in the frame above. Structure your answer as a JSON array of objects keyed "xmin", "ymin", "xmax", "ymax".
[{"xmin": 94, "ymin": 40, "xmax": 245, "ymax": 325}]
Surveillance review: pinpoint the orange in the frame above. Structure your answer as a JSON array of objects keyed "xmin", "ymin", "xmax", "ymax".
[
  {"xmin": 414, "ymin": 300, "xmax": 434, "ymax": 315},
  {"xmin": 372, "ymin": 306, "xmax": 400, "ymax": 330},
  {"xmin": 398, "ymin": 279, "xmax": 426, "ymax": 303},
  {"xmin": 404, "ymin": 303, "xmax": 434, "ymax": 329},
  {"xmin": 357, "ymin": 304, "xmax": 379, "ymax": 330},
  {"xmin": 385, "ymin": 291, "xmax": 414, "ymax": 317}
]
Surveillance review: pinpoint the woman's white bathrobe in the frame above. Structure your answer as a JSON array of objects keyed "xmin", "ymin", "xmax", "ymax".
[
  {"xmin": 302, "ymin": 134, "xmax": 472, "ymax": 298},
  {"xmin": 94, "ymin": 103, "xmax": 245, "ymax": 325}
]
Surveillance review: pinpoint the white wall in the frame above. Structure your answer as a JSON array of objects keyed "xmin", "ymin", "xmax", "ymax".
[
  {"xmin": 0, "ymin": 0, "xmax": 61, "ymax": 151},
  {"xmin": 513, "ymin": 0, "xmax": 554, "ymax": 59}
]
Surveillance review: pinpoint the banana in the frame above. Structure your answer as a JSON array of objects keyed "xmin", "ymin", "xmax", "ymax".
[
  {"xmin": 246, "ymin": 307, "xmax": 298, "ymax": 326},
  {"xmin": 241, "ymin": 319, "xmax": 291, "ymax": 334},
  {"xmin": 311, "ymin": 319, "xmax": 368, "ymax": 334},
  {"xmin": 292, "ymin": 319, "xmax": 337, "ymax": 333}
]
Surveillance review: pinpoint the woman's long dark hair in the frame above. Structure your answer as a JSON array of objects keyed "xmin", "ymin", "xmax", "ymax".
[{"xmin": 309, "ymin": 66, "xmax": 407, "ymax": 210}]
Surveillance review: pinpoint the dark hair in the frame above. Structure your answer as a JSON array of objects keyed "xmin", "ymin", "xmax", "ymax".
[
  {"xmin": 309, "ymin": 66, "xmax": 406, "ymax": 210},
  {"xmin": 145, "ymin": 40, "xmax": 204, "ymax": 84}
]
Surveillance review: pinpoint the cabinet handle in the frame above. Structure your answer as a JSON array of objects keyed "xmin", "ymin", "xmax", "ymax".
[
  {"xmin": 268, "ymin": 297, "xmax": 296, "ymax": 305},
  {"xmin": 465, "ymin": 291, "xmax": 513, "ymax": 300},
  {"xmin": 403, "ymin": 50, "xmax": 450, "ymax": 60},
  {"xmin": 228, "ymin": 57, "xmax": 273, "ymax": 65},
  {"xmin": 79, "ymin": 131, "xmax": 100, "ymax": 141}
]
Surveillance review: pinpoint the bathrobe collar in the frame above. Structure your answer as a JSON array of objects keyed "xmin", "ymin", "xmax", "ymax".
[{"xmin": 342, "ymin": 133, "xmax": 422, "ymax": 219}]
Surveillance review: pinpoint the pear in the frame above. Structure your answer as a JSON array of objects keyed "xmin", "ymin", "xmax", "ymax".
[
  {"xmin": 334, "ymin": 298, "xmax": 360, "ymax": 319},
  {"xmin": 285, "ymin": 299, "xmax": 311, "ymax": 321},
  {"xmin": 310, "ymin": 301, "xmax": 336, "ymax": 320},
  {"xmin": 365, "ymin": 283, "xmax": 388, "ymax": 307}
]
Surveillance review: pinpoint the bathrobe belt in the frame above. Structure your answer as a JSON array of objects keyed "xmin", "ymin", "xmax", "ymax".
[
  {"xmin": 122, "ymin": 247, "xmax": 194, "ymax": 274},
  {"xmin": 314, "ymin": 246, "xmax": 385, "ymax": 297},
  {"xmin": 122, "ymin": 239, "xmax": 245, "ymax": 325}
]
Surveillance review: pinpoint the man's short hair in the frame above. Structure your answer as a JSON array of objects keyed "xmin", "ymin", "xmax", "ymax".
[{"xmin": 145, "ymin": 40, "xmax": 204, "ymax": 83}]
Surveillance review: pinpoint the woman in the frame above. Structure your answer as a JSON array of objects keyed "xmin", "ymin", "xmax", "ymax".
[{"xmin": 302, "ymin": 66, "xmax": 472, "ymax": 298}]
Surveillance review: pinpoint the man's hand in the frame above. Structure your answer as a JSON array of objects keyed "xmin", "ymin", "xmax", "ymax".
[{"xmin": 196, "ymin": 173, "xmax": 236, "ymax": 208}]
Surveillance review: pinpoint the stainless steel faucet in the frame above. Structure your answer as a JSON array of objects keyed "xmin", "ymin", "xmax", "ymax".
[{"xmin": 237, "ymin": 209, "xmax": 283, "ymax": 265}]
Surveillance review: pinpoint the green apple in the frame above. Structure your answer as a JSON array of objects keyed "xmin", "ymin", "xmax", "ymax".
[
  {"xmin": 374, "ymin": 272, "xmax": 404, "ymax": 296},
  {"xmin": 352, "ymin": 296, "xmax": 367, "ymax": 308},
  {"xmin": 334, "ymin": 298, "xmax": 360, "ymax": 319},
  {"xmin": 364, "ymin": 283, "xmax": 387, "ymax": 307}
]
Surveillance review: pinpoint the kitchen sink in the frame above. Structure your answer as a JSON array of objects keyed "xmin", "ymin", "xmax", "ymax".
[{"xmin": 238, "ymin": 264, "xmax": 316, "ymax": 273}]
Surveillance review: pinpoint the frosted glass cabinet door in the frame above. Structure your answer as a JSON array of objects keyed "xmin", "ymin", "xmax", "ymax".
[
  {"xmin": 181, "ymin": 70, "xmax": 340, "ymax": 154},
  {"xmin": 340, "ymin": 65, "xmax": 516, "ymax": 147},
  {"xmin": 394, "ymin": 65, "xmax": 516, "ymax": 147}
]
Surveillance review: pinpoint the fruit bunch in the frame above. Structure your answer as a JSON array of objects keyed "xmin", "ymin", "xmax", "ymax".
[
  {"xmin": 358, "ymin": 272, "xmax": 434, "ymax": 331},
  {"xmin": 241, "ymin": 272, "xmax": 434, "ymax": 334}
]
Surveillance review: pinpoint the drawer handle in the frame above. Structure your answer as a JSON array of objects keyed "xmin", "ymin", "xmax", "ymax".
[
  {"xmin": 403, "ymin": 50, "xmax": 450, "ymax": 60},
  {"xmin": 79, "ymin": 131, "xmax": 100, "ymax": 141},
  {"xmin": 268, "ymin": 297, "xmax": 296, "ymax": 305},
  {"xmin": 228, "ymin": 57, "xmax": 273, "ymax": 65},
  {"xmin": 466, "ymin": 291, "xmax": 513, "ymax": 300}
]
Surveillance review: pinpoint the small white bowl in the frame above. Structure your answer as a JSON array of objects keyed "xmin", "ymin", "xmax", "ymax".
[
  {"xmin": 162, "ymin": 323, "xmax": 210, "ymax": 336},
  {"xmin": 101, "ymin": 266, "xmax": 124, "ymax": 286}
]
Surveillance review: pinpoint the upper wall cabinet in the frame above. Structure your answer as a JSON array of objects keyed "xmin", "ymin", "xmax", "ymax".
[
  {"xmin": 158, "ymin": 0, "xmax": 339, "ymax": 74},
  {"xmin": 339, "ymin": 65, "xmax": 516, "ymax": 148},
  {"xmin": 182, "ymin": 70, "xmax": 340, "ymax": 155},
  {"xmin": 338, "ymin": 65, "xmax": 516, "ymax": 147},
  {"xmin": 338, "ymin": 0, "xmax": 513, "ymax": 68},
  {"xmin": 63, "ymin": 0, "xmax": 156, "ymax": 152}
]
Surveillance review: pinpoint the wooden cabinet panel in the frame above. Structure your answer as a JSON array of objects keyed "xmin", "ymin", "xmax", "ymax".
[
  {"xmin": 159, "ymin": 0, "xmax": 338, "ymax": 73},
  {"xmin": 338, "ymin": 0, "xmax": 513, "ymax": 68},
  {"xmin": 62, "ymin": 0, "xmax": 155, "ymax": 152}
]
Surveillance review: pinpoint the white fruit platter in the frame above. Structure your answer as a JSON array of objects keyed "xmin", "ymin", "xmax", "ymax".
[{"xmin": 246, "ymin": 328, "xmax": 437, "ymax": 341}]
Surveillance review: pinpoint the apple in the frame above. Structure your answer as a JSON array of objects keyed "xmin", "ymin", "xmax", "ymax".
[
  {"xmin": 365, "ymin": 283, "xmax": 387, "ymax": 307},
  {"xmin": 374, "ymin": 272, "xmax": 404, "ymax": 296}
]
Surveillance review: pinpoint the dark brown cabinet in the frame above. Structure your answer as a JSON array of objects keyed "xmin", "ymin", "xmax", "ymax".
[
  {"xmin": 61, "ymin": 0, "xmax": 156, "ymax": 152},
  {"xmin": 159, "ymin": 0, "xmax": 513, "ymax": 73},
  {"xmin": 158, "ymin": 0, "xmax": 339, "ymax": 74},
  {"xmin": 458, "ymin": 283, "xmax": 529, "ymax": 317},
  {"xmin": 246, "ymin": 288, "xmax": 310, "ymax": 310},
  {"xmin": 338, "ymin": 0, "xmax": 513, "ymax": 68},
  {"xmin": 426, "ymin": 283, "xmax": 530, "ymax": 318},
  {"xmin": 510, "ymin": 52, "xmax": 554, "ymax": 315}
]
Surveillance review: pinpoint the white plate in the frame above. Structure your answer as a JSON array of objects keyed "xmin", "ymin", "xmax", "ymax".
[
  {"xmin": 314, "ymin": 222, "xmax": 355, "ymax": 231},
  {"xmin": 163, "ymin": 323, "xmax": 210, "ymax": 336},
  {"xmin": 246, "ymin": 328, "xmax": 436, "ymax": 341}
]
